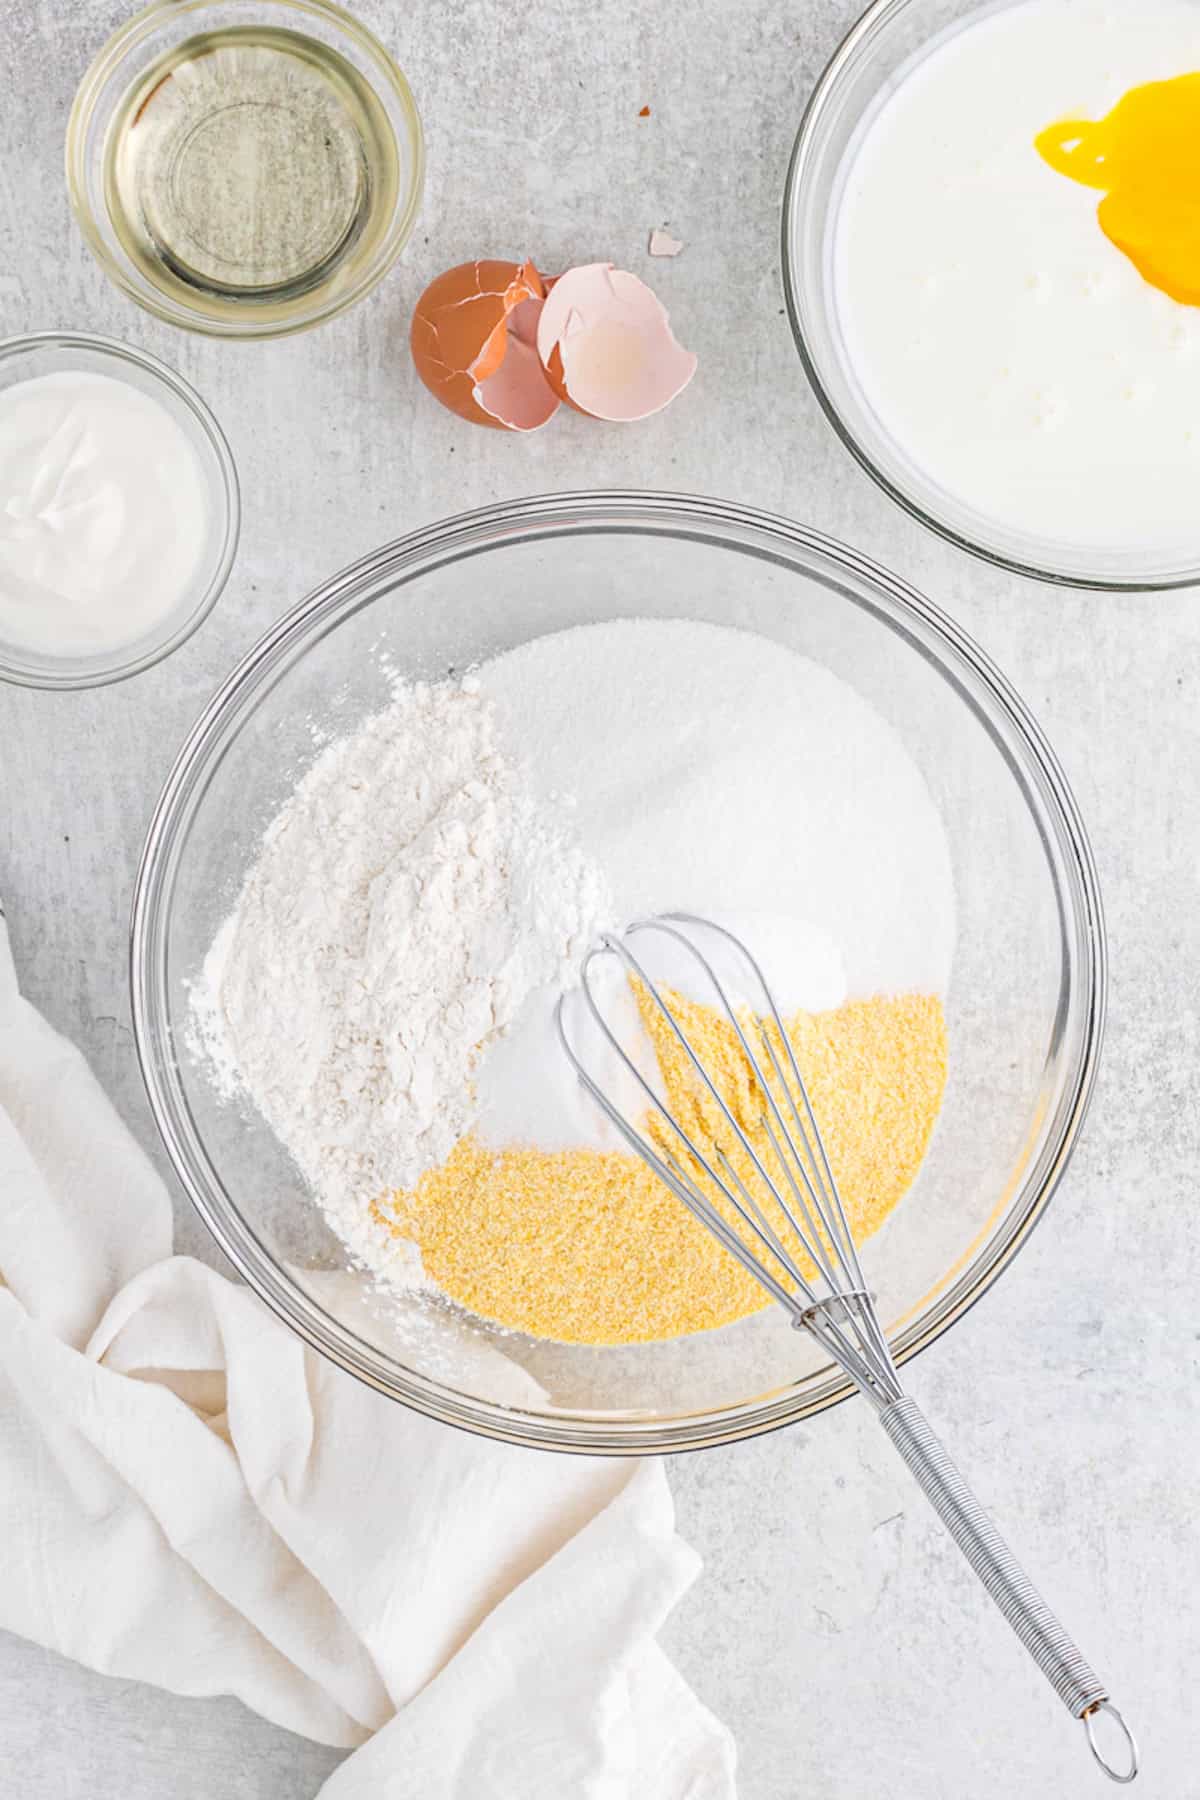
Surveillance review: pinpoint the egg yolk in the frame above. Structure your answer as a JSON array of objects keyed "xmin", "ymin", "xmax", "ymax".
[{"xmin": 1036, "ymin": 72, "xmax": 1200, "ymax": 305}]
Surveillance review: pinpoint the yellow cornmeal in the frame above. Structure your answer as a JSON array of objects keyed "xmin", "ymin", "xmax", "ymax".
[{"xmin": 380, "ymin": 992, "xmax": 947, "ymax": 1347}]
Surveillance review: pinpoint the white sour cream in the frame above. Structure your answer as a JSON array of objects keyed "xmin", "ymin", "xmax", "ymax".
[
  {"xmin": 833, "ymin": 0, "xmax": 1200, "ymax": 556},
  {"xmin": 0, "ymin": 370, "xmax": 209, "ymax": 655}
]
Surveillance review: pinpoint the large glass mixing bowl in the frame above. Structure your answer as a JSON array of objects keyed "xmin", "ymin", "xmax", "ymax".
[{"xmin": 130, "ymin": 492, "xmax": 1104, "ymax": 1453}]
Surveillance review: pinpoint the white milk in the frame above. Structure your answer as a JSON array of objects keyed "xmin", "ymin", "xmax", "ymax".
[{"xmin": 833, "ymin": 0, "xmax": 1200, "ymax": 553}]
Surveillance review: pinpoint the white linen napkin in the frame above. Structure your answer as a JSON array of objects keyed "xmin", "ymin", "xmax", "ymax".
[{"xmin": 0, "ymin": 909, "xmax": 736, "ymax": 1797}]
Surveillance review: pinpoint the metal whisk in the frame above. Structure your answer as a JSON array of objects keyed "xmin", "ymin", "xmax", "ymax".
[{"xmin": 556, "ymin": 913, "xmax": 1136, "ymax": 1785}]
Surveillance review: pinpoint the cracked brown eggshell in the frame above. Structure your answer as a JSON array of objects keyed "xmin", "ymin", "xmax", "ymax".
[{"xmin": 409, "ymin": 259, "xmax": 561, "ymax": 432}]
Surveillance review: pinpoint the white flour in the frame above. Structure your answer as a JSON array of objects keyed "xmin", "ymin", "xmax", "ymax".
[{"xmin": 191, "ymin": 675, "xmax": 611, "ymax": 1246}]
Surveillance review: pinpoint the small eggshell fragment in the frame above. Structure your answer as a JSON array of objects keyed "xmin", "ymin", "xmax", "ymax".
[
  {"xmin": 535, "ymin": 263, "xmax": 697, "ymax": 422},
  {"xmin": 410, "ymin": 259, "xmax": 560, "ymax": 432},
  {"xmin": 648, "ymin": 228, "xmax": 684, "ymax": 257}
]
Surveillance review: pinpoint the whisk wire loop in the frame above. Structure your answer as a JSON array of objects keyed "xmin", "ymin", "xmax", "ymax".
[
  {"xmin": 656, "ymin": 915, "xmax": 893, "ymax": 1359},
  {"xmin": 573, "ymin": 918, "xmax": 900, "ymax": 1401},
  {"xmin": 577, "ymin": 940, "xmax": 802, "ymax": 1307},
  {"xmin": 605, "ymin": 925, "xmax": 832, "ymax": 1281},
  {"xmin": 640, "ymin": 915, "xmax": 900, "ymax": 1394}
]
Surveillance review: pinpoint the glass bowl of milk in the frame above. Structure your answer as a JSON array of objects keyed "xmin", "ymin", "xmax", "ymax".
[
  {"xmin": 784, "ymin": 0, "xmax": 1200, "ymax": 588},
  {"xmin": 0, "ymin": 332, "xmax": 240, "ymax": 687}
]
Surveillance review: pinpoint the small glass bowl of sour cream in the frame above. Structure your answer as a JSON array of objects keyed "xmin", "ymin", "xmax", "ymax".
[
  {"xmin": 784, "ymin": 0, "xmax": 1200, "ymax": 589},
  {"xmin": 0, "ymin": 333, "xmax": 239, "ymax": 688}
]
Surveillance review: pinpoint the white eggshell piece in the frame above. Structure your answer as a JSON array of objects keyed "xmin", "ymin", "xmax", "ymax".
[{"xmin": 536, "ymin": 263, "xmax": 697, "ymax": 422}]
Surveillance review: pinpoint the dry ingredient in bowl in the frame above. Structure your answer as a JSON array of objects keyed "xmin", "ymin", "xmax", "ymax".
[
  {"xmin": 0, "ymin": 371, "xmax": 208, "ymax": 655},
  {"xmin": 191, "ymin": 675, "xmax": 611, "ymax": 1235},
  {"xmin": 193, "ymin": 618, "xmax": 957, "ymax": 1345}
]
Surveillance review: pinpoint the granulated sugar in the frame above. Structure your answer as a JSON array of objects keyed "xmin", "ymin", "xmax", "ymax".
[
  {"xmin": 472, "ymin": 618, "xmax": 955, "ymax": 1154},
  {"xmin": 488, "ymin": 619, "xmax": 953, "ymax": 992}
]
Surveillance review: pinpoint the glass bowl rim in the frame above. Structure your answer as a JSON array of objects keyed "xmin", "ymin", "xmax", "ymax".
[
  {"xmin": 0, "ymin": 329, "xmax": 241, "ymax": 690},
  {"xmin": 780, "ymin": 0, "xmax": 1200, "ymax": 593},
  {"xmin": 129, "ymin": 488, "xmax": 1107, "ymax": 1454},
  {"xmin": 65, "ymin": 0, "xmax": 426, "ymax": 342}
]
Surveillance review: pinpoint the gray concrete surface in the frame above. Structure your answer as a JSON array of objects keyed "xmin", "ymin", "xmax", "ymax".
[{"xmin": 2, "ymin": 0, "xmax": 1197, "ymax": 1794}]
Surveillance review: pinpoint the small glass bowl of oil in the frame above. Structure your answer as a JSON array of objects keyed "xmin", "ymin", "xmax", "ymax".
[{"xmin": 67, "ymin": 0, "xmax": 424, "ymax": 338}]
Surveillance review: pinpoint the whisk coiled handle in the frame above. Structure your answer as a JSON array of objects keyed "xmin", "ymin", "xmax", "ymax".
[{"xmin": 881, "ymin": 1397, "xmax": 1137, "ymax": 1784}]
